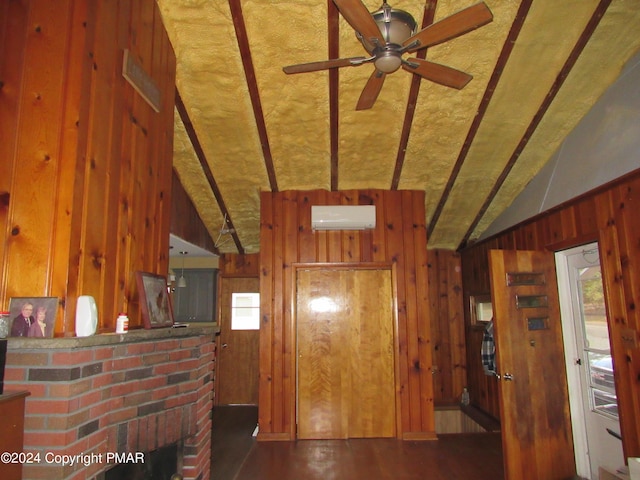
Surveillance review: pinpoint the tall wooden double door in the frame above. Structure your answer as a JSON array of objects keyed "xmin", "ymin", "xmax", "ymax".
[{"xmin": 296, "ymin": 268, "xmax": 396, "ymax": 439}]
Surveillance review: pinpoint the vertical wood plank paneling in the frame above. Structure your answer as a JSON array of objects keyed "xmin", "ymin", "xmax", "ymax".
[
  {"xmin": 114, "ymin": 0, "xmax": 136, "ymax": 319},
  {"xmin": 258, "ymin": 192, "xmax": 275, "ymax": 435},
  {"xmin": 342, "ymin": 190, "xmax": 360, "ymax": 262},
  {"xmin": 600, "ymin": 225, "xmax": 634, "ymax": 457},
  {"xmin": 560, "ymin": 207, "xmax": 577, "ymax": 240},
  {"xmin": 410, "ymin": 191, "xmax": 434, "ymax": 433},
  {"xmin": 130, "ymin": 0, "xmax": 154, "ymax": 313},
  {"xmin": 81, "ymin": 0, "xmax": 118, "ymax": 322},
  {"xmin": 281, "ymin": 190, "xmax": 297, "ymax": 434},
  {"xmin": 327, "ymin": 193, "xmax": 342, "ymax": 263},
  {"xmin": 219, "ymin": 253, "xmax": 259, "ymax": 276},
  {"xmin": 50, "ymin": 0, "xmax": 89, "ymax": 333},
  {"xmin": 155, "ymin": 6, "xmax": 174, "ymax": 274},
  {"xmin": 400, "ymin": 191, "xmax": 422, "ymax": 432},
  {"xmin": 428, "ymin": 251, "xmax": 444, "ymax": 399},
  {"xmin": 438, "ymin": 252, "xmax": 453, "ymax": 400},
  {"xmin": 610, "ymin": 182, "xmax": 640, "ymax": 457},
  {"xmin": 259, "ymin": 189, "xmax": 434, "ymax": 440},
  {"xmin": 298, "ymin": 193, "xmax": 315, "ymax": 263},
  {"xmin": 1, "ymin": 0, "xmax": 176, "ymax": 334},
  {"xmin": 371, "ymin": 190, "xmax": 386, "ymax": 263},
  {"xmin": 64, "ymin": 0, "xmax": 99, "ymax": 334},
  {"xmin": 147, "ymin": 3, "xmax": 165, "ymax": 269},
  {"xmin": 383, "ymin": 191, "xmax": 409, "ymax": 434},
  {"xmin": 271, "ymin": 191, "xmax": 285, "ymax": 433},
  {"xmin": 314, "ymin": 190, "xmax": 328, "ymax": 262},
  {"xmin": 102, "ymin": 0, "xmax": 127, "ymax": 317},
  {"xmin": 5, "ymin": 0, "xmax": 71, "ymax": 300},
  {"xmin": 575, "ymin": 196, "xmax": 598, "ymax": 238},
  {"xmin": 0, "ymin": 0, "xmax": 28, "ymax": 302},
  {"xmin": 428, "ymin": 250, "xmax": 465, "ymax": 405},
  {"xmin": 447, "ymin": 253, "xmax": 465, "ymax": 403},
  {"xmin": 170, "ymin": 173, "xmax": 216, "ymax": 253},
  {"xmin": 462, "ymin": 169, "xmax": 640, "ymax": 457}
]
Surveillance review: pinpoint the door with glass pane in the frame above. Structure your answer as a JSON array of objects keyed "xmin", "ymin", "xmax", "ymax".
[
  {"xmin": 557, "ymin": 244, "xmax": 624, "ymax": 478},
  {"xmin": 216, "ymin": 277, "xmax": 260, "ymax": 405},
  {"xmin": 489, "ymin": 249, "xmax": 575, "ymax": 480}
]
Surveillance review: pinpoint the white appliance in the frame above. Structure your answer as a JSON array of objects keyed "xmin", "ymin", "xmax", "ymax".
[{"xmin": 311, "ymin": 205, "xmax": 376, "ymax": 230}]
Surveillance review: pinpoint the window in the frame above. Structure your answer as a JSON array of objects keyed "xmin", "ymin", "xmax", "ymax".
[
  {"xmin": 231, "ymin": 293, "xmax": 260, "ymax": 330},
  {"xmin": 578, "ymin": 265, "xmax": 618, "ymax": 419}
]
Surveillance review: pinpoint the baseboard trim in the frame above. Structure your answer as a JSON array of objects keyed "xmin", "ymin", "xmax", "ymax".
[
  {"xmin": 402, "ymin": 431, "xmax": 438, "ymax": 441},
  {"xmin": 256, "ymin": 432, "xmax": 292, "ymax": 442}
]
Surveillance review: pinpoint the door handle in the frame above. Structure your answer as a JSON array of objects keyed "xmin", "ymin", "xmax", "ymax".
[
  {"xmin": 503, "ymin": 373, "xmax": 513, "ymax": 381},
  {"xmin": 222, "ymin": 343, "xmax": 228, "ymax": 348}
]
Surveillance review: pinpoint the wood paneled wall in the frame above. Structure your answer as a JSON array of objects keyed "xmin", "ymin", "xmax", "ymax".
[
  {"xmin": 171, "ymin": 171, "xmax": 217, "ymax": 254},
  {"xmin": 460, "ymin": 168, "xmax": 640, "ymax": 459},
  {"xmin": 258, "ymin": 189, "xmax": 434, "ymax": 440},
  {"xmin": 0, "ymin": 0, "xmax": 176, "ymax": 334},
  {"xmin": 218, "ymin": 253, "xmax": 260, "ymax": 277},
  {"xmin": 427, "ymin": 250, "xmax": 466, "ymax": 405}
]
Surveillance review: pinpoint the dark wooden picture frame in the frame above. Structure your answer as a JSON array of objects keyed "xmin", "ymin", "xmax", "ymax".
[{"xmin": 136, "ymin": 271, "xmax": 174, "ymax": 329}]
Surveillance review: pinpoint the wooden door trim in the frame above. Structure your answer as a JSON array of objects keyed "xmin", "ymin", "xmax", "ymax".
[{"xmin": 291, "ymin": 262, "xmax": 401, "ymax": 439}]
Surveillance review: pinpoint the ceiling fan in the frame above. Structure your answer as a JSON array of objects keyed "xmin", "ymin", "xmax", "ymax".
[{"xmin": 283, "ymin": 0, "xmax": 493, "ymax": 110}]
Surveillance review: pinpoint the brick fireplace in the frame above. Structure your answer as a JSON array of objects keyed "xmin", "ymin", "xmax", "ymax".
[{"xmin": 4, "ymin": 327, "xmax": 216, "ymax": 480}]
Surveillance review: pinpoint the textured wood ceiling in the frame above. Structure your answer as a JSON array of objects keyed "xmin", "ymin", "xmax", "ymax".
[{"xmin": 157, "ymin": 0, "xmax": 640, "ymax": 254}]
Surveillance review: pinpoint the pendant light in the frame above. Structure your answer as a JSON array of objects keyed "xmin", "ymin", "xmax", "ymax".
[{"xmin": 177, "ymin": 251, "xmax": 187, "ymax": 288}]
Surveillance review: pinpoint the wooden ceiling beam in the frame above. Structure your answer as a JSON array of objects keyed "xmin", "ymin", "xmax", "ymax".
[
  {"xmin": 329, "ymin": 0, "xmax": 340, "ymax": 191},
  {"xmin": 391, "ymin": 0, "xmax": 438, "ymax": 190},
  {"xmin": 175, "ymin": 90, "xmax": 245, "ymax": 254},
  {"xmin": 228, "ymin": 0, "xmax": 279, "ymax": 192},
  {"xmin": 458, "ymin": 0, "xmax": 613, "ymax": 249}
]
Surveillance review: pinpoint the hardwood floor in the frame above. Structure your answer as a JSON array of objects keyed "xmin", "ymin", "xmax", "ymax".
[
  {"xmin": 211, "ymin": 406, "xmax": 504, "ymax": 480},
  {"xmin": 211, "ymin": 405, "xmax": 258, "ymax": 480}
]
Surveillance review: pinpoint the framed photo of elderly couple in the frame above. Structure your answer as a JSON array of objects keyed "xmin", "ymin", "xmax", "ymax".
[{"xmin": 8, "ymin": 297, "xmax": 58, "ymax": 338}]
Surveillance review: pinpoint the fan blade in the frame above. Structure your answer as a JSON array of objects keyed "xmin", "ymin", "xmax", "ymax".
[
  {"xmin": 403, "ymin": 2, "xmax": 493, "ymax": 53},
  {"xmin": 402, "ymin": 58, "xmax": 472, "ymax": 89},
  {"xmin": 356, "ymin": 70, "xmax": 386, "ymax": 110},
  {"xmin": 333, "ymin": 0, "xmax": 384, "ymax": 45},
  {"xmin": 283, "ymin": 57, "xmax": 368, "ymax": 74}
]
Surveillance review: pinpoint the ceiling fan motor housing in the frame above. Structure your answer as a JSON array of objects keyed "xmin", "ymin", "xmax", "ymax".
[{"xmin": 357, "ymin": 2, "xmax": 417, "ymax": 73}]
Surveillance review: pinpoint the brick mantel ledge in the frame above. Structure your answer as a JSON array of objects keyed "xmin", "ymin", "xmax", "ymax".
[{"xmin": 6, "ymin": 324, "xmax": 220, "ymax": 350}]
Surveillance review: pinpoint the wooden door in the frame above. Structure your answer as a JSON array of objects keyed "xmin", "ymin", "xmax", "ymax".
[
  {"xmin": 296, "ymin": 268, "xmax": 396, "ymax": 439},
  {"xmin": 489, "ymin": 250, "xmax": 575, "ymax": 480},
  {"xmin": 216, "ymin": 277, "xmax": 260, "ymax": 405}
]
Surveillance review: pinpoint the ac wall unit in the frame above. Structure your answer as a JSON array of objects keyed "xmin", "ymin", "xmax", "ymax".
[{"xmin": 311, "ymin": 205, "xmax": 376, "ymax": 230}]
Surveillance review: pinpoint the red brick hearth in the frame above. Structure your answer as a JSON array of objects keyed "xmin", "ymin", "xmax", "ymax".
[{"xmin": 4, "ymin": 327, "xmax": 216, "ymax": 480}]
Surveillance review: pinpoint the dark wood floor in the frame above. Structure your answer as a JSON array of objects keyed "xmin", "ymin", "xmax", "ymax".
[
  {"xmin": 211, "ymin": 406, "xmax": 504, "ymax": 480},
  {"xmin": 211, "ymin": 405, "xmax": 259, "ymax": 480}
]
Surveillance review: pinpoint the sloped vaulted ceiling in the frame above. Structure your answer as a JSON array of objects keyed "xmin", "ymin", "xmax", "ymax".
[{"xmin": 157, "ymin": 0, "xmax": 640, "ymax": 254}]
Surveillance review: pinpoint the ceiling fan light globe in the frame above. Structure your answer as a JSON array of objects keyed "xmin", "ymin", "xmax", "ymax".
[{"xmin": 374, "ymin": 54, "xmax": 402, "ymax": 73}]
